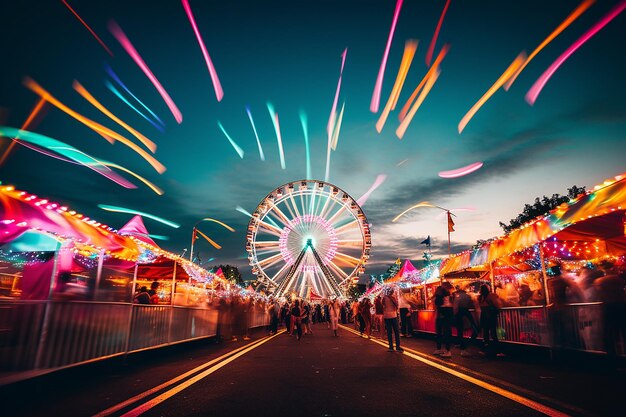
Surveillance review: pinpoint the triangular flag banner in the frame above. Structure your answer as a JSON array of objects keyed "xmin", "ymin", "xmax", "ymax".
[
  {"xmin": 118, "ymin": 215, "xmax": 160, "ymax": 248},
  {"xmin": 420, "ymin": 235, "xmax": 431, "ymax": 245},
  {"xmin": 447, "ymin": 212, "xmax": 455, "ymax": 232}
]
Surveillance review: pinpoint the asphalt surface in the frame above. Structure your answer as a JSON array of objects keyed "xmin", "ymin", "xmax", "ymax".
[{"xmin": 1, "ymin": 322, "xmax": 624, "ymax": 417}]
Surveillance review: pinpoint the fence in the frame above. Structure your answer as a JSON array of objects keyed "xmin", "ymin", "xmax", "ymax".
[
  {"xmin": 411, "ymin": 302, "xmax": 625, "ymax": 356},
  {"xmin": 0, "ymin": 300, "xmax": 269, "ymax": 382}
]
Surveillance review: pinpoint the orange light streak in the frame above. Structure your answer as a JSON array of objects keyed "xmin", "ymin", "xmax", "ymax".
[
  {"xmin": 73, "ymin": 81, "xmax": 156, "ymax": 153},
  {"xmin": 398, "ymin": 44, "xmax": 449, "ymax": 121},
  {"xmin": 395, "ymin": 68, "xmax": 441, "ymax": 139},
  {"xmin": 24, "ymin": 77, "xmax": 165, "ymax": 173},
  {"xmin": 0, "ymin": 98, "xmax": 46, "ymax": 166},
  {"xmin": 376, "ymin": 40, "xmax": 417, "ymax": 133},
  {"xmin": 458, "ymin": 53, "xmax": 526, "ymax": 134}
]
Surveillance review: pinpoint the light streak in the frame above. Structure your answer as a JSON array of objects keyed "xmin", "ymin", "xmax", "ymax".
[
  {"xmin": 327, "ymin": 48, "xmax": 347, "ymax": 142},
  {"xmin": 245, "ymin": 106, "xmax": 265, "ymax": 161},
  {"xmin": 108, "ymin": 21, "xmax": 182, "ymax": 124},
  {"xmin": 396, "ymin": 158, "xmax": 408, "ymax": 166},
  {"xmin": 0, "ymin": 127, "xmax": 135, "ymax": 189},
  {"xmin": 105, "ymin": 81, "xmax": 164, "ymax": 132},
  {"xmin": 267, "ymin": 103, "xmax": 286, "ymax": 169},
  {"xmin": 98, "ymin": 204, "xmax": 180, "ymax": 228},
  {"xmin": 370, "ymin": 0, "xmax": 404, "ymax": 113},
  {"xmin": 396, "ymin": 68, "xmax": 441, "ymax": 139},
  {"xmin": 438, "ymin": 162, "xmax": 484, "ymax": 178},
  {"xmin": 73, "ymin": 81, "xmax": 156, "ymax": 153},
  {"xmin": 356, "ymin": 174, "xmax": 387, "ymax": 207},
  {"xmin": 299, "ymin": 111, "xmax": 311, "ymax": 179},
  {"xmin": 425, "ymin": 0, "xmax": 451, "ymax": 67},
  {"xmin": 194, "ymin": 228, "xmax": 221, "ymax": 250},
  {"xmin": 62, "ymin": 0, "xmax": 113, "ymax": 56},
  {"xmin": 392, "ymin": 201, "xmax": 436, "ymax": 222},
  {"xmin": 330, "ymin": 102, "xmax": 345, "ymax": 151},
  {"xmin": 376, "ymin": 40, "xmax": 417, "ymax": 133},
  {"xmin": 181, "ymin": 0, "xmax": 224, "ymax": 102},
  {"xmin": 24, "ymin": 77, "xmax": 166, "ymax": 173},
  {"xmin": 217, "ymin": 121, "xmax": 244, "ymax": 159},
  {"xmin": 525, "ymin": 0, "xmax": 626, "ymax": 105},
  {"xmin": 0, "ymin": 98, "xmax": 46, "ymax": 166},
  {"xmin": 236, "ymin": 206, "xmax": 253, "ymax": 217},
  {"xmin": 105, "ymin": 65, "xmax": 165, "ymax": 128},
  {"xmin": 504, "ymin": 0, "xmax": 595, "ymax": 91},
  {"xmin": 398, "ymin": 44, "xmax": 450, "ymax": 121},
  {"xmin": 196, "ymin": 217, "xmax": 236, "ymax": 232},
  {"xmin": 458, "ymin": 53, "xmax": 526, "ymax": 133},
  {"xmin": 99, "ymin": 161, "xmax": 164, "ymax": 195}
]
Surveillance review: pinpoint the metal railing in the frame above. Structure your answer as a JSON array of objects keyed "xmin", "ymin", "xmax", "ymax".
[
  {"xmin": 411, "ymin": 302, "xmax": 625, "ymax": 356},
  {"xmin": 0, "ymin": 300, "xmax": 270, "ymax": 381}
]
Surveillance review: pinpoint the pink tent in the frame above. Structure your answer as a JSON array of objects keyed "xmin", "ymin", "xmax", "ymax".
[{"xmin": 387, "ymin": 259, "xmax": 417, "ymax": 282}]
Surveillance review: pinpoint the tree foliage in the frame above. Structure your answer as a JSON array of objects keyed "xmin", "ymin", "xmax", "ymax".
[
  {"xmin": 498, "ymin": 185, "xmax": 586, "ymax": 233},
  {"xmin": 212, "ymin": 264, "xmax": 243, "ymax": 285}
]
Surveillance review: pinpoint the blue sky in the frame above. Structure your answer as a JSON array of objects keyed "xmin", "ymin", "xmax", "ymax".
[{"xmin": 1, "ymin": 0, "xmax": 625, "ymax": 275}]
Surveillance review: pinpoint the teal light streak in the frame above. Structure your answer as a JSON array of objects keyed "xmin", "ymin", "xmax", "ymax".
[
  {"xmin": 98, "ymin": 204, "xmax": 180, "ymax": 228},
  {"xmin": 299, "ymin": 110, "xmax": 311, "ymax": 180},
  {"xmin": 217, "ymin": 121, "xmax": 244, "ymax": 159},
  {"xmin": 105, "ymin": 81, "xmax": 164, "ymax": 132}
]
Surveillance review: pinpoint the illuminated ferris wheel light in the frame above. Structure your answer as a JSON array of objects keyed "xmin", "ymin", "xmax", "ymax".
[{"xmin": 246, "ymin": 180, "xmax": 371, "ymax": 298}]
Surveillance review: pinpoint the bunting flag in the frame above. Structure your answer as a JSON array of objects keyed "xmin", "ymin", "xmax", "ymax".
[
  {"xmin": 447, "ymin": 212, "xmax": 455, "ymax": 232},
  {"xmin": 420, "ymin": 235, "xmax": 431, "ymax": 245}
]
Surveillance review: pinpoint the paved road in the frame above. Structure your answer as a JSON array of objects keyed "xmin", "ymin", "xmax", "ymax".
[{"xmin": 1, "ymin": 322, "xmax": 624, "ymax": 417}]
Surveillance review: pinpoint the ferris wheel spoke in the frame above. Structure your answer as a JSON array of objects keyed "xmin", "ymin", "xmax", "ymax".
[
  {"xmin": 257, "ymin": 220, "xmax": 283, "ymax": 236},
  {"xmin": 336, "ymin": 239, "xmax": 364, "ymax": 247},
  {"xmin": 254, "ymin": 240, "xmax": 281, "ymax": 248},
  {"xmin": 258, "ymin": 252, "xmax": 285, "ymax": 268},
  {"xmin": 326, "ymin": 205, "xmax": 350, "ymax": 226},
  {"xmin": 318, "ymin": 196, "xmax": 336, "ymax": 220},
  {"xmin": 267, "ymin": 204, "xmax": 292, "ymax": 227},
  {"xmin": 308, "ymin": 188, "xmax": 316, "ymax": 215},
  {"xmin": 334, "ymin": 251, "xmax": 362, "ymax": 266},
  {"xmin": 287, "ymin": 192, "xmax": 301, "ymax": 218},
  {"xmin": 326, "ymin": 260, "xmax": 349, "ymax": 279},
  {"xmin": 334, "ymin": 219, "xmax": 358, "ymax": 234},
  {"xmin": 271, "ymin": 262, "xmax": 292, "ymax": 283}
]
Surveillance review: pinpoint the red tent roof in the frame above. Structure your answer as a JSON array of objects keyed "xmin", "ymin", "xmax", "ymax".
[{"xmin": 388, "ymin": 259, "xmax": 417, "ymax": 282}]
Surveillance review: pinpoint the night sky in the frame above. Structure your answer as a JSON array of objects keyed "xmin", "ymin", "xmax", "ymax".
[{"xmin": 1, "ymin": 0, "xmax": 625, "ymax": 276}]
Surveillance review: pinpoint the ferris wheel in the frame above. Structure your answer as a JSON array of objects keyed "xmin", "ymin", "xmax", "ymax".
[{"xmin": 246, "ymin": 180, "xmax": 371, "ymax": 299}]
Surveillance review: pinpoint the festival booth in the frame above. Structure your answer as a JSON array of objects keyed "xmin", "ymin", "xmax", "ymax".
[
  {"xmin": 410, "ymin": 173, "xmax": 626, "ymax": 355},
  {"xmin": 0, "ymin": 184, "xmax": 268, "ymax": 380}
]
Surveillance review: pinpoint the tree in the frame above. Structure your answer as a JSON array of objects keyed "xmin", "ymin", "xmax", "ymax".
[
  {"xmin": 212, "ymin": 265, "xmax": 243, "ymax": 286},
  {"xmin": 499, "ymin": 185, "xmax": 586, "ymax": 233},
  {"xmin": 347, "ymin": 282, "xmax": 365, "ymax": 299}
]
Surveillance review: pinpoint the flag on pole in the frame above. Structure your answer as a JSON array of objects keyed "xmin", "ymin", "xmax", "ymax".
[
  {"xmin": 394, "ymin": 258, "xmax": 401, "ymax": 265},
  {"xmin": 192, "ymin": 228, "xmax": 198, "ymax": 242},
  {"xmin": 447, "ymin": 212, "xmax": 455, "ymax": 232},
  {"xmin": 420, "ymin": 235, "xmax": 431, "ymax": 245}
]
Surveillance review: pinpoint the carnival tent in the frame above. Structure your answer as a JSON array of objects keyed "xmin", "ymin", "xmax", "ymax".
[{"xmin": 387, "ymin": 259, "xmax": 417, "ymax": 282}]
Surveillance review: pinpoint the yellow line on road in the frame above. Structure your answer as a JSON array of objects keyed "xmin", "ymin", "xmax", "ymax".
[
  {"xmin": 93, "ymin": 331, "xmax": 283, "ymax": 417},
  {"xmin": 119, "ymin": 330, "xmax": 284, "ymax": 416},
  {"xmin": 339, "ymin": 325, "xmax": 570, "ymax": 417}
]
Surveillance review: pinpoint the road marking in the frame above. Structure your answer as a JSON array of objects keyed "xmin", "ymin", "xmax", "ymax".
[
  {"xmin": 93, "ymin": 332, "xmax": 283, "ymax": 417},
  {"xmin": 339, "ymin": 325, "xmax": 570, "ymax": 417},
  {"xmin": 119, "ymin": 330, "xmax": 284, "ymax": 416}
]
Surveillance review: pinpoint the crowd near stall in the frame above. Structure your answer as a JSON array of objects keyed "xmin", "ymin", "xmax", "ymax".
[
  {"xmin": 0, "ymin": 184, "xmax": 271, "ymax": 382},
  {"xmin": 1, "ymin": 173, "xmax": 625, "ymax": 382},
  {"xmin": 376, "ymin": 173, "xmax": 626, "ymax": 357}
]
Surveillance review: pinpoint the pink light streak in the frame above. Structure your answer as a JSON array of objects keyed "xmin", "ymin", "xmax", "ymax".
[
  {"xmin": 181, "ymin": 0, "xmax": 224, "ymax": 102},
  {"xmin": 108, "ymin": 21, "xmax": 183, "ymax": 124},
  {"xmin": 327, "ymin": 48, "xmax": 347, "ymax": 142},
  {"xmin": 356, "ymin": 174, "xmax": 387, "ymax": 207},
  {"xmin": 438, "ymin": 162, "xmax": 484, "ymax": 178},
  {"xmin": 370, "ymin": 0, "xmax": 404, "ymax": 113},
  {"xmin": 526, "ymin": 0, "xmax": 626, "ymax": 105},
  {"xmin": 425, "ymin": 0, "xmax": 451, "ymax": 67}
]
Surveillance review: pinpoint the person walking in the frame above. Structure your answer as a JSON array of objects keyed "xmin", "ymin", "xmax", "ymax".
[
  {"xmin": 359, "ymin": 297, "xmax": 373, "ymax": 339},
  {"xmin": 382, "ymin": 287, "xmax": 403, "ymax": 352},
  {"xmin": 302, "ymin": 301, "xmax": 312, "ymax": 335},
  {"xmin": 291, "ymin": 300, "xmax": 304, "ymax": 341},
  {"xmin": 329, "ymin": 297, "xmax": 340, "ymax": 336},
  {"xmin": 398, "ymin": 289, "xmax": 412, "ymax": 337},
  {"xmin": 478, "ymin": 284, "xmax": 504, "ymax": 356},
  {"xmin": 374, "ymin": 295, "xmax": 384, "ymax": 337},
  {"xmin": 453, "ymin": 286, "xmax": 479, "ymax": 356},
  {"xmin": 434, "ymin": 282, "xmax": 454, "ymax": 357}
]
